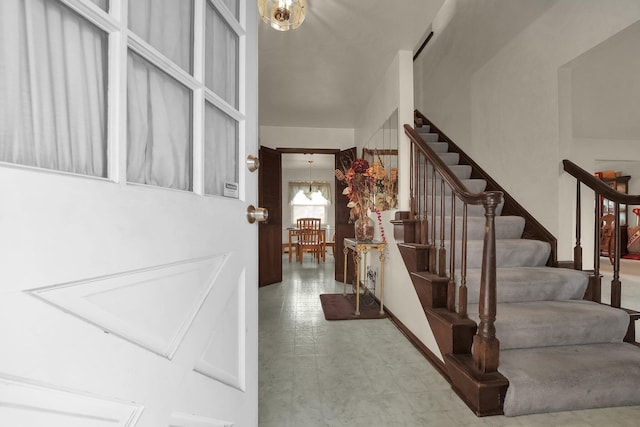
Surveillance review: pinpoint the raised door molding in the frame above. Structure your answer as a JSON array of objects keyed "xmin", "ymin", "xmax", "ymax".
[
  {"xmin": 28, "ymin": 255, "xmax": 227, "ymax": 359},
  {"xmin": 194, "ymin": 275, "xmax": 245, "ymax": 391},
  {"xmin": 0, "ymin": 374, "xmax": 143, "ymax": 426},
  {"xmin": 169, "ymin": 411, "xmax": 232, "ymax": 427}
]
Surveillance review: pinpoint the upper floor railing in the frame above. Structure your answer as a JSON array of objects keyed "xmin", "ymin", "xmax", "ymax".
[{"xmin": 563, "ymin": 160, "xmax": 640, "ymax": 308}]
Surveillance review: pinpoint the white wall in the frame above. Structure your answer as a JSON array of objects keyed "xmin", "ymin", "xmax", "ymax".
[
  {"xmin": 259, "ymin": 126, "xmax": 355, "ymax": 150},
  {"xmin": 415, "ymin": 0, "xmax": 640, "ymax": 263},
  {"xmin": 354, "ymin": 50, "xmax": 443, "ymax": 360}
]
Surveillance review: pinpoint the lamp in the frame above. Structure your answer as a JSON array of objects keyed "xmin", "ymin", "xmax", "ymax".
[
  {"xmin": 258, "ymin": 0, "xmax": 306, "ymax": 31},
  {"xmin": 304, "ymin": 160, "xmax": 314, "ymax": 200}
]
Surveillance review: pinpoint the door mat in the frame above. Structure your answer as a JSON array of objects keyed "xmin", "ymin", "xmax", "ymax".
[{"xmin": 319, "ymin": 293, "xmax": 387, "ymax": 321}]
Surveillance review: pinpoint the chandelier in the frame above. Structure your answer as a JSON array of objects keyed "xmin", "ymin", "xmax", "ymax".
[
  {"xmin": 304, "ymin": 160, "xmax": 314, "ymax": 200},
  {"xmin": 258, "ymin": 0, "xmax": 306, "ymax": 31}
]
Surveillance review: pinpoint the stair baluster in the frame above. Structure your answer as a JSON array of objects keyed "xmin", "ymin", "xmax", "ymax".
[
  {"xmin": 612, "ymin": 202, "xmax": 622, "ymax": 308},
  {"xmin": 592, "ymin": 190, "xmax": 603, "ymax": 303},
  {"xmin": 447, "ymin": 194, "xmax": 457, "ymax": 312},
  {"xmin": 439, "ymin": 177, "xmax": 447, "ymax": 277},
  {"xmin": 429, "ymin": 164, "xmax": 437, "ymax": 272},
  {"xmin": 421, "ymin": 157, "xmax": 428, "ymax": 245},
  {"xmin": 459, "ymin": 203, "xmax": 468, "ymax": 319},
  {"xmin": 563, "ymin": 159, "xmax": 640, "ymax": 322},
  {"xmin": 574, "ymin": 181, "xmax": 583, "ymax": 270},
  {"xmin": 409, "ymin": 142, "xmax": 415, "ymax": 220}
]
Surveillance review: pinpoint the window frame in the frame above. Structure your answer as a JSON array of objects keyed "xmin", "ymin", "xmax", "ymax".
[{"xmin": 11, "ymin": 0, "xmax": 248, "ymax": 196}]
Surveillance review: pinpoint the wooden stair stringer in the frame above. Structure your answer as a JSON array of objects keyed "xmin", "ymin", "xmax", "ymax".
[
  {"xmin": 395, "ymin": 213, "xmax": 509, "ymax": 416},
  {"xmin": 445, "ymin": 353, "xmax": 509, "ymax": 417}
]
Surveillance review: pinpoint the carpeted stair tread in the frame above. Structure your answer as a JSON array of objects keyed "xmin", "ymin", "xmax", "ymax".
[
  {"xmin": 409, "ymin": 115, "xmax": 640, "ymax": 417},
  {"xmin": 414, "ymin": 125, "xmax": 431, "ymax": 133},
  {"xmin": 438, "ymin": 153, "xmax": 460, "ymax": 165},
  {"xmin": 427, "ymin": 142, "xmax": 449, "ymax": 153},
  {"xmin": 468, "ymin": 300, "xmax": 628, "ymax": 349},
  {"xmin": 460, "ymin": 267, "xmax": 588, "ymax": 304},
  {"xmin": 420, "ymin": 132, "xmax": 439, "ymax": 142},
  {"xmin": 427, "ymin": 164, "xmax": 473, "ymax": 180},
  {"xmin": 428, "ymin": 195, "xmax": 505, "ymax": 217},
  {"xmin": 444, "ymin": 238, "xmax": 551, "ymax": 269},
  {"xmin": 499, "ymin": 343, "xmax": 640, "ymax": 416},
  {"xmin": 427, "ymin": 178, "xmax": 487, "ymax": 195},
  {"xmin": 431, "ymin": 215, "xmax": 524, "ymax": 240}
]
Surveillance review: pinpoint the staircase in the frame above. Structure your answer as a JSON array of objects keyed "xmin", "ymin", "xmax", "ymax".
[{"xmin": 393, "ymin": 112, "xmax": 640, "ymax": 416}]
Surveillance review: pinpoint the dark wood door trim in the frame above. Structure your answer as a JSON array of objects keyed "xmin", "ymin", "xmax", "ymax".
[
  {"xmin": 335, "ymin": 147, "xmax": 357, "ymax": 283},
  {"xmin": 258, "ymin": 146, "xmax": 282, "ymax": 287}
]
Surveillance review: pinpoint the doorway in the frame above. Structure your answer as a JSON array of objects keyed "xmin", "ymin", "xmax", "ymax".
[{"xmin": 258, "ymin": 147, "xmax": 356, "ymax": 287}]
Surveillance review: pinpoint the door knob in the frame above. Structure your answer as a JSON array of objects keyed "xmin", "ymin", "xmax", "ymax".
[
  {"xmin": 246, "ymin": 155, "xmax": 260, "ymax": 172},
  {"xmin": 247, "ymin": 205, "xmax": 268, "ymax": 223}
]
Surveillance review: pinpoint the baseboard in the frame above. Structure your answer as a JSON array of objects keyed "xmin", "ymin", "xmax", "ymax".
[{"xmin": 380, "ymin": 301, "xmax": 450, "ymax": 382}]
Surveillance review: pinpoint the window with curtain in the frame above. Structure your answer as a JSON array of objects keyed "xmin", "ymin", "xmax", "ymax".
[
  {"xmin": 0, "ymin": 0, "xmax": 243, "ymax": 197},
  {"xmin": 289, "ymin": 181, "xmax": 331, "ymax": 225},
  {"xmin": 0, "ymin": 0, "xmax": 108, "ymax": 177}
]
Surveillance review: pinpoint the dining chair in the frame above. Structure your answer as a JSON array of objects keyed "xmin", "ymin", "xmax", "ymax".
[{"xmin": 296, "ymin": 218, "xmax": 323, "ymax": 263}]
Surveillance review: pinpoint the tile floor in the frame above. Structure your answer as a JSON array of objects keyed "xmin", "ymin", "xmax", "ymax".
[{"xmin": 259, "ymin": 255, "xmax": 640, "ymax": 426}]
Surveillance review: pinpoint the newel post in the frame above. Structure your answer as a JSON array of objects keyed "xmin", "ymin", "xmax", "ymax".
[{"xmin": 473, "ymin": 192, "xmax": 502, "ymax": 373}]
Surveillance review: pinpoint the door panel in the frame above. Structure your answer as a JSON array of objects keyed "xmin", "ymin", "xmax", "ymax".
[
  {"xmin": 258, "ymin": 146, "xmax": 282, "ymax": 287},
  {"xmin": 0, "ymin": 1, "xmax": 258, "ymax": 425},
  {"xmin": 335, "ymin": 147, "xmax": 357, "ymax": 283}
]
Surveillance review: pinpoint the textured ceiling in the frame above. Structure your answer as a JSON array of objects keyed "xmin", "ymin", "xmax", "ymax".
[{"xmin": 258, "ymin": 0, "xmax": 445, "ymax": 129}]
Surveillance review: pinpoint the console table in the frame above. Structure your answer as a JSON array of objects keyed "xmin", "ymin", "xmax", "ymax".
[{"xmin": 342, "ymin": 238, "xmax": 386, "ymax": 315}]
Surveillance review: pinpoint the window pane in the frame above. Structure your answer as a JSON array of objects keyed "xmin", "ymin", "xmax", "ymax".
[
  {"xmin": 129, "ymin": 0, "xmax": 193, "ymax": 73},
  {"xmin": 292, "ymin": 205, "xmax": 327, "ymax": 225},
  {"xmin": 89, "ymin": 0, "xmax": 108, "ymax": 11},
  {"xmin": 205, "ymin": 4, "xmax": 238, "ymax": 108},
  {"xmin": 204, "ymin": 103, "xmax": 238, "ymax": 197},
  {"xmin": 0, "ymin": 0, "xmax": 107, "ymax": 177},
  {"xmin": 127, "ymin": 51, "xmax": 192, "ymax": 190}
]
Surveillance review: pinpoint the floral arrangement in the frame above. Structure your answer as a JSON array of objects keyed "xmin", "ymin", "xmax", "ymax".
[
  {"xmin": 335, "ymin": 158, "xmax": 374, "ymax": 222},
  {"xmin": 336, "ymin": 158, "xmax": 389, "ymax": 242},
  {"xmin": 370, "ymin": 159, "xmax": 398, "ymax": 211}
]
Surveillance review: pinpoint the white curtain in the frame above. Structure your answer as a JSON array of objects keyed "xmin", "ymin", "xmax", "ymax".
[
  {"xmin": 206, "ymin": 1, "xmax": 238, "ymax": 106},
  {"xmin": 126, "ymin": 0, "xmax": 193, "ymax": 190},
  {"xmin": 128, "ymin": 0, "xmax": 192, "ymax": 73},
  {"xmin": 205, "ymin": 103, "xmax": 237, "ymax": 196},
  {"xmin": 203, "ymin": 1, "xmax": 240, "ymax": 196},
  {"xmin": 0, "ymin": 0, "xmax": 107, "ymax": 176},
  {"xmin": 289, "ymin": 182, "xmax": 332, "ymax": 203},
  {"xmin": 127, "ymin": 51, "xmax": 192, "ymax": 190}
]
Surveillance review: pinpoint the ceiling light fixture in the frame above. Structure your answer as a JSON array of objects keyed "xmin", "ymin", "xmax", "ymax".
[
  {"xmin": 258, "ymin": 0, "xmax": 306, "ymax": 31},
  {"xmin": 304, "ymin": 160, "xmax": 314, "ymax": 200}
]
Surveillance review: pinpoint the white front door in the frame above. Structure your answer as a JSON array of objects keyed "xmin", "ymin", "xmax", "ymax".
[{"xmin": 0, "ymin": 1, "xmax": 258, "ymax": 426}]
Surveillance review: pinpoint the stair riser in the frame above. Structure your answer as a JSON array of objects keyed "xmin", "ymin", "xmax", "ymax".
[
  {"xmin": 425, "ymin": 196, "xmax": 505, "ymax": 217},
  {"xmin": 458, "ymin": 267, "xmax": 588, "ymax": 305},
  {"xmin": 435, "ymin": 239, "xmax": 551, "ymax": 269},
  {"xmin": 419, "ymin": 216, "xmax": 525, "ymax": 241},
  {"xmin": 468, "ymin": 301, "xmax": 629, "ymax": 350}
]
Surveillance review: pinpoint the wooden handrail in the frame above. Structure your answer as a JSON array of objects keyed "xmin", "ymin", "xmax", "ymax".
[
  {"xmin": 404, "ymin": 125, "xmax": 503, "ymax": 207},
  {"xmin": 404, "ymin": 123, "xmax": 502, "ymax": 373},
  {"xmin": 414, "ymin": 111, "xmax": 558, "ymax": 266},
  {"xmin": 563, "ymin": 159, "xmax": 640, "ymax": 309},
  {"xmin": 563, "ymin": 160, "xmax": 640, "ymax": 205}
]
